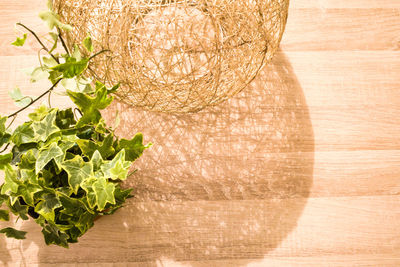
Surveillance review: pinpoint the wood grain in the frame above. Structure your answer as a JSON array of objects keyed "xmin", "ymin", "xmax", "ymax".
[{"xmin": 1, "ymin": 0, "xmax": 400, "ymax": 266}]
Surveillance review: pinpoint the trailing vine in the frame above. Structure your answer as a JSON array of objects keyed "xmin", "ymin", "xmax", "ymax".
[{"xmin": 0, "ymin": 3, "xmax": 151, "ymax": 247}]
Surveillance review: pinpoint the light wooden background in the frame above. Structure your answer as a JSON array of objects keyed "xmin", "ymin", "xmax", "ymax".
[{"xmin": 1, "ymin": 0, "xmax": 400, "ymax": 266}]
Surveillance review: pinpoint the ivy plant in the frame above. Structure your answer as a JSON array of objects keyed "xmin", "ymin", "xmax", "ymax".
[{"xmin": 0, "ymin": 4, "xmax": 151, "ymax": 248}]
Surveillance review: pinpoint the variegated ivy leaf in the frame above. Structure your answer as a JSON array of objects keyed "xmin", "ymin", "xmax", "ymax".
[
  {"xmin": 28, "ymin": 105, "xmax": 50, "ymax": 121},
  {"xmin": 0, "ymin": 153, "xmax": 12, "ymax": 170},
  {"xmin": 77, "ymin": 134, "xmax": 115, "ymax": 159},
  {"xmin": 32, "ymin": 110, "xmax": 60, "ymax": 142},
  {"xmin": 11, "ymin": 123, "xmax": 35, "ymax": 146},
  {"xmin": 100, "ymin": 149, "xmax": 131, "ymax": 181},
  {"xmin": 61, "ymin": 155, "xmax": 93, "ymax": 194},
  {"xmin": 41, "ymin": 223, "xmax": 69, "ymax": 248},
  {"xmin": 67, "ymin": 82, "xmax": 113, "ymax": 127},
  {"xmin": 1, "ymin": 167, "xmax": 19, "ymax": 195},
  {"xmin": 34, "ymin": 193, "xmax": 62, "ymax": 222},
  {"xmin": 91, "ymin": 150, "xmax": 104, "ymax": 172},
  {"xmin": 92, "ymin": 177, "xmax": 115, "ymax": 211},
  {"xmin": 15, "ymin": 182, "xmax": 42, "ymax": 206},
  {"xmin": 81, "ymin": 177, "xmax": 97, "ymax": 209},
  {"xmin": 35, "ymin": 142, "xmax": 63, "ymax": 174}
]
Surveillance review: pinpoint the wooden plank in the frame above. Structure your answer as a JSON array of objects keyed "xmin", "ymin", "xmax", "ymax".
[
  {"xmin": 282, "ymin": 8, "xmax": 400, "ymax": 51},
  {"xmin": 2, "ymin": 196, "xmax": 400, "ymax": 265}
]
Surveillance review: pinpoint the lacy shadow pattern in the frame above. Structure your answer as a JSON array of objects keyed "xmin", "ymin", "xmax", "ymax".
[{"xmin": 11, "ymin": 50, "xmax": 314, "ymax": 266}]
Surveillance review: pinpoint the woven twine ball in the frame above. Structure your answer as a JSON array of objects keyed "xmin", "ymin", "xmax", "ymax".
[{"xmin": 53, "ymin": 0, "xmax": 289, "ymax": 113}]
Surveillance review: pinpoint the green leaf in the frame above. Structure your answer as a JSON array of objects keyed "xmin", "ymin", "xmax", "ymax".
[
  {"xmin": 11, "ymin": 33, "xmax": 27, "ymax": 46},
  {"xmin": 92, "ymin": 177, "xmax": 115, "ymax": 211},
  {"xmin": 15, "ymin": 182, "xmax": 41, "ymax": 206},
  {"xmin": 11, "ymin": 123, "xmax": 35, "ymax": 146},
  {"xmin": 0, "ymin": 210, "xmax": 9, "ymax": 221},
  {"xmin": 51, "ymin": 58, "xmax": 88, "ymax": 79},
  {"xmin": 118, "ymin": 133, "xmax": 150, "ymax": 162},
  {"xmin": 0, "ymin": 227, "xmax": 27, "ymax": 240},
  {"xmin": 61, "ymin": 155, "xmax": 93, "ymax": 194},
  {"xmin": 91, "ymin": 150, "xmax": 103, "ymax": 171},
  {"xmin": 55, "ymin": 108, "xmax": 76, "ymax": 129},
  {"xmin": 42, "ymin": 55, "xmax": 58, "ymax": 67},
  {"xmin": 81, "ymin": 177, "xmax": 97, "ymax": 209},
  {"xmin": 77, "ymin": 134, "xmax": 115, "ymax": 159},
  {"xmin": 8, "ymin": 199, "xmax": 29, "ymax": 220},
  {"xmin": 67, "ymin": 84, "xmax": 113, "ymax": 127},
  {"xmin": 48, "ymin": 33, "xmax": 58, "ymax": 53},
  {"xmin": 1, "ymin": 167, "xmax": 19, "ymax": 195},
  {"xmin": 28, "ymin": 105, "xmax": 50, "ymax": 121},
  {"xmin": 39, "ymin": 10, "xmax": 72, "ymax": 31},
  {"xmin": 101, "ymin": 149, "xmax": 131, "ymax": 181},
  {"xmin": 41, "ymin": 224, "xmax": 69, "ymax": 248},
  {"xmin": 30, "ymin": 66, "xmax": 49, "ymax": 82},
  {"xmin": 83, "ymin": 34, "xmax": 93, "ymax": 52},
  {"xmin": 34, "ymin": 193, "xmax": 62, "ymax": 222},
  {"xmin": 0, "ymin": 153, "xmax": 12, "ymax": 169},
  {"xmin": 32, "ymin": 110, "xmax": 60, "ymax": 142},
  {"xmin": 35, "ymin": 142, "xmax": 63, "ymax": 174},
  {"xmin": 0, "ymin": 115, "xmax": 7, "ymax": 133},
  {"xmin": 9, "ymin": 87, "xmax": 32, "ymax": 107}
]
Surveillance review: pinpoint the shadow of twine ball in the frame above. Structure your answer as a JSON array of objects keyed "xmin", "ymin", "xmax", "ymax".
[{"xmin": 53, "ymin": 0, "xmax": 289, "ymax": 113}]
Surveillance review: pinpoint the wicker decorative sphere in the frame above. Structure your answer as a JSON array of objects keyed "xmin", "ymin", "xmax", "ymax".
[{"xmin": 53, "ymin": 0, "xmax": 289, "ymax": 112}]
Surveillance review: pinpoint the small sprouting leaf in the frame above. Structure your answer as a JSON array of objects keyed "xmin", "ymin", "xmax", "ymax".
[
  {"xmin": 34, "ymin": 194, "xmax": 62, "ymax": 222},
  {"xmin": 39, "ymin": 10, "xmax": 72, "ymax": 31},
  {"xmin": 9, "ymin": 87, "xmax": 32, "ymax": 107},
  {"xmin": 72, "ymin": 44, "xmax": 81, "ymax": 61},
  {"xmin": 41, "ymin": 224, "xmax": 69, "ymax": 248},
  {"xmin": 0, "ymin": 153, "xmax": 12, "ymax": 169},
  {"xmin": 0, "ymin": 210, "xmax": 10, "ymax": 221},
  {"xmin": 0, "ymin": 227, "xmax": 27, "ymax": 240},
  {"xmin": 51, "ymin": 58, "xmax": 88, "ymax": 79},
  {"xmin": 83, "ymin": 34, "xmax": 93, "ymax": 52},
  {"xmin": 11, "ymin": 33, "xmax": 27, "ymax": 47},
  {"xmin": 100, "ymin": 149, "xmax": 131, "ymax": 181},
  {"xmin": 92, "ymin": 177, "xmax": 115, "ymax": 211},
  {"xmin": 48, "ymin": 33, "xmax": 58, "ymax": 53},
  {"xmin": 61, "ymin": 155, "xmax": 93, "ymax": 194},
  {"xmin": 11, "ymin": 123, "xmax": 35, "ymax": 146},
  {"xmin": 32, "ymin": 110, "xmax": 60, "ymax": 142},
  {"xmin": 30, "ymin": 66, "xmax": 49, "ymax": 82},
  {"xmin": 35, "ymin": 142, "xmax": 64, "ymax": 174},
  {"xmin": 118, "ymin": 133, "xmax": 150, "ymax": 161},
  {"xmin": 42, "ymin": 56, "xmax": 58, "ymax": 67}
]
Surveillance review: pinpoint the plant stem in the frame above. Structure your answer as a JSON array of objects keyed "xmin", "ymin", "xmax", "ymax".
[
  {"xmin": 89, "ymin": 49, "xmax": 110, "ymax": 61},
  {"xmin": 7, "ymin": 79, "xmax": 62, "ymax": 118},
  {"xmin": 57, "ymin": 27, "xmax": 70, "ymax": 55},
  {"xmin": 16, "ymin": 22, "xmax": 60, "ymax": 64}
]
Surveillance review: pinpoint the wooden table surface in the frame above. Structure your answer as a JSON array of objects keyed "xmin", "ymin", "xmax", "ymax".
[{"xmin": 1, "ymin": 0, "xmax": 400, "ymax": 266}]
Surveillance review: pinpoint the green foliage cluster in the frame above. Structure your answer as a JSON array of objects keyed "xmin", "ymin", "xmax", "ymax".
[{"xmin": 0, "ymin": 4, "xmax": 150, "ymax": 248}]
